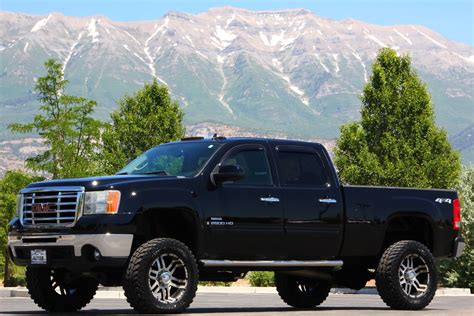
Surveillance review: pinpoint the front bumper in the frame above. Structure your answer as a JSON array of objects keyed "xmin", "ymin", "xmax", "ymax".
[
  {"xmin": 8, "ymin": 233, "xmax": 133, "ymax": 268},
  {"xmin": 452, "ymin": 236, "xmax": 465, "ymax": 258}
]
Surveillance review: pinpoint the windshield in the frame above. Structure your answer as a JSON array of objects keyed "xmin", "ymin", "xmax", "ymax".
[{"xmin": 117, "ymin": 142, "xmax": 222, "ymax": 177}]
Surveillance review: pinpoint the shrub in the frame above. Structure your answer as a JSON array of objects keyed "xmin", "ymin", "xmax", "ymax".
[
  {"xmin": 0, "ymin": 171, "xmax": 43, "ymax": 285},
  {"xmin": 248, "ymin": 271, "xmax": 275, "ymax": 287},
  {"xmin": 198, "ymin": 281, "xmax": 232, "ymax": 287},
  {"xmin": 439, "ymin": 166, "xmax": 474, "ymax": 292}
]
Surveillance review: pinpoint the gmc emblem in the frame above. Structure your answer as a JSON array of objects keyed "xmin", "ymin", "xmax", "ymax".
[{"xmin": 31, "ymin": 203, "xmax": 55, "ymax": 213}]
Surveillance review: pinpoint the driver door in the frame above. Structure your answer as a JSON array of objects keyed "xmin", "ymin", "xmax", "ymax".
[{"xmin": 204, "ymin": 144, "xmax": 284, "ymax": 259}]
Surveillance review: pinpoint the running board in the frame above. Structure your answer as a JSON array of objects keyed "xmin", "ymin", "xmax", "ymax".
[{"xmin": 200, "ymin": 260, "xmax": 343, "ymax": 267}]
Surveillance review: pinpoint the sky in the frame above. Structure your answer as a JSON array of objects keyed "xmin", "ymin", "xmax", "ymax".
[{"xmin": 1, "ymin": 0, "xmax": 473, "ymax": 45}]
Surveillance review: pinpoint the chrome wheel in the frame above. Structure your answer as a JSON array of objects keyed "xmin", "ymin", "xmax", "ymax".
[
  {"xmin": 296, "ymin": 280, "xmax": 317, "ymax": 294},
  {"xmin": 398, "ymin": 254, "xmax": 430, "ymax": 298},
  {"xmin": 50, "ymin": 270, "xmax": 76, "ymax": 296},
  {"xmin": 148, "ymin": 253, "xmax": 188, "ymax": 303}
]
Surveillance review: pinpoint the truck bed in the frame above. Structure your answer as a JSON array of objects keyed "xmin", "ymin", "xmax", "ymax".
[{"xmin": 339, "ymin": 185, "xmax": 457, "ymax": 258}]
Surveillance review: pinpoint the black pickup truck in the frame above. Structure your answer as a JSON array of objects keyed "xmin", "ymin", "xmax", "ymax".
[{"xmin": 8, "ymin": 137, "xmax": 464, "ymax": 313}]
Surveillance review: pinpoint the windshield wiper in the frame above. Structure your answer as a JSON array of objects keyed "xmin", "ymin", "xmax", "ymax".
[
  {"xmin": 115, "ymin": 172, "xmax": 129, "ymax": 175},
  {"xmin": 137, "ymin": 170, "xmax": 170, "ymax": 176}
]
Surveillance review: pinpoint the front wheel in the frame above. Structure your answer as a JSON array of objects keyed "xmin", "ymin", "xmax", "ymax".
[
  {"xmin": 376, "ymin": 240, "xmax": 437, "ymax": 310},
  {"xmin": 123, "ymin": 238, "xmax": 199, "ymax": 314},
  {"xmin": 275, "ymin": 273, "xmax": 331, "ymax": 308},
  {"xmin": 26, "ymin": 267, "xmax": 98, "ymax": 312}
]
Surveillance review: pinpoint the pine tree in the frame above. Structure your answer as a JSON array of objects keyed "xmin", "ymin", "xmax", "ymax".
[
  {"xmin": 334, "ymin": 48, "xmax": 461, "ymax": 189},
  {"xmin": 101, "ymin": 80, "xmax": 185, "ymax": 173}
]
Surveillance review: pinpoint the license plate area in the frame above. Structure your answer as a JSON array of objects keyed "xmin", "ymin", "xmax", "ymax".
[{"xmin": 30, "ymin": 249, "xmax": 47, "ymax": 265}]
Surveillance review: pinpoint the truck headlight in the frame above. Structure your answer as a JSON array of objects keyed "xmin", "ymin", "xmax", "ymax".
[
  {"xmin": 83, "ymin": 190, "xmax": 121, "ymax": 215},
  {"xmin": 16, "ymin": 194, "xmax": 22, "ymax": 217}
]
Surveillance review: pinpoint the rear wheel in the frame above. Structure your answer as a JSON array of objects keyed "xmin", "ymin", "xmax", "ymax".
[
  {"xmin": 123, "ymin": 238, "xmax": 198, "ymax": 314},
  {"xmin": 26, "ymin": 266, "xmax": 98, "ymax": 312},
  {"xmin": 275, "ymin": 273, "xmax": 331, "ymax": 308},
  {"xmin": 376, "ymin": 240, "xmax": 437, "ymax": 310}
]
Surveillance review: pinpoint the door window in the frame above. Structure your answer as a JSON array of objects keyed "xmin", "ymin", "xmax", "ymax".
[
  {"xmin": 221, "ymin": 148, "xmax": 272, "ymax": 186},
  {"xmin": 277, "ymin": 151, "xmax": 328, "ymax": 187}
]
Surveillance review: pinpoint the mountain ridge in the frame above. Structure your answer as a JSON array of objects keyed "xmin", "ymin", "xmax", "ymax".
[{"xmin": 0, "ymin": 7, "xmax": 473, "ymax": 164}]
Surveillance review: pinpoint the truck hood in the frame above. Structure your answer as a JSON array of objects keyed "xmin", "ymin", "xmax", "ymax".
[{"xmin": 24, "ymin": 175, "xmax": 188, "ymax": 192}]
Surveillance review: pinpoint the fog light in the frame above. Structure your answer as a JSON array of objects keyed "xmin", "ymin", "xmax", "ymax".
[{"xmin": 93, "ymin": 249, "xmax": 101, "ymax": 261}]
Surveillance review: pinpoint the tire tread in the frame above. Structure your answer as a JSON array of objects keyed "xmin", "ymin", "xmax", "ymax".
[
  {"xmin": 275, "ymin": 273, "xmax": 330, "ymax": 309},
  {"xmin": 123, "ymin": 238, "xmax": 198, "ymax": 314},
  {"xmin": 26, "ymin": 267, "xmax": 98, "ymax": 312},
  {"xmin": 376, "ymin": 240, "xmax": 437, "ymax": 310}
]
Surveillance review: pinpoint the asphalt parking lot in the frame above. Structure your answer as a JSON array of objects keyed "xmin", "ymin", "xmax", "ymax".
[{"xmin": 1, "ymin": 293, "xmax": 473, "ymax": 315}]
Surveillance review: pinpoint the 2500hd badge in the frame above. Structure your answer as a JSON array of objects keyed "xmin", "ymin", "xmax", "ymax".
[{"xmin": 8, "ymin": 137, "xmax": 464, "ymax": 313}]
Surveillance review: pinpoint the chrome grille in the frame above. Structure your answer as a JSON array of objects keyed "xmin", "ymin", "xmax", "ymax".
[{"xmin": 20, "ymin": 186, "xmax": 84, "ymax": 227}]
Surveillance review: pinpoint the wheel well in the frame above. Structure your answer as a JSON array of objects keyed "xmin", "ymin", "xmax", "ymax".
[
  {"xmin": 133, "ymin": 208, "xmax": 199, "ymax": 255},
  {"xmin": 382, "ymin": 216, "xmax": 433, "ymax": 253}
]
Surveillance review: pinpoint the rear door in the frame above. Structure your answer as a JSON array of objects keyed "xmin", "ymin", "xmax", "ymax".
[{"xmin": 274, "ymin": 144, "xmax": 343, "ymax": 259}]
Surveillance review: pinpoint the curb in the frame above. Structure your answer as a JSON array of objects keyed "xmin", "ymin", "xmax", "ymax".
[
  {"xmin": 0, "ymin": 286, "xmax": 471, "ymax": 298},
  {"xmin": 435, "ymin": 288, "xmax": 472, "ymax": 296},
  {"xmin": 0, "ymin": 288, "xmax": 29, "ymax": 298}
]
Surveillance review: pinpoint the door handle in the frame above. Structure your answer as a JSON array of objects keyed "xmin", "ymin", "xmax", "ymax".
[
  {"xmin": 318, "ymin": 198, "xmax": 337, "ymax": 204},
  {"xmin": 260, "ymin": 197, "xmax": 280, "ymax": 203}
]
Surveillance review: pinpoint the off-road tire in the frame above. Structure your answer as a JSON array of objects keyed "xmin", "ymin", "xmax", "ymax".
[
  {"xmin": 376, "ymin": 240, "xmax": 437, "ymax": 310},
  {"xmin": 275, "ymin": 273, "xmax": 331, "ymax": 308},
  {"xmin": 123, "ymin": 238, "xmax": 199, "ymax": 314},
  {"xmin": 26, "ymin": 266, "xmax": 98, "ymax": 312}
]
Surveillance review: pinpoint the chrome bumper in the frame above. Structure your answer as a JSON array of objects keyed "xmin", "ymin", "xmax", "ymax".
[{"xmin": 8, "ymin": 233, "xmax": 133, "ymax": 258}]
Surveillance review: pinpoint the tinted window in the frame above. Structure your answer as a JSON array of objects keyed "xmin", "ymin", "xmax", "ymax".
[
  {"xmin": 277, "ymin": 151, "xmax": 328, "ymax": 186},
  {"xmin": 118, "ymin": 142, "xmax": 222, "ymax": 177},
  {"xmin": 221, "ymin": 148, "xmax": 272, "ymax": 186}
]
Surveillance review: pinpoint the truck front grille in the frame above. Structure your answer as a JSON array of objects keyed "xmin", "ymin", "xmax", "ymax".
[{"xmin": 20, "ymin": 187, "xmax": 84, "ymax": 227}]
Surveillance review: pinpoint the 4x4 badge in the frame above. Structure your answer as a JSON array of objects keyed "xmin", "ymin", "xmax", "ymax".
[{"xmin": 435, "ymin": 198, "xmax": 452, "ymax": 204}]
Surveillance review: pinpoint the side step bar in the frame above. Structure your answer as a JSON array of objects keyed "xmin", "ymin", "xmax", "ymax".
[{"xmin": 200, "ymin": 260, "xmax": 343, "ymax": 267}]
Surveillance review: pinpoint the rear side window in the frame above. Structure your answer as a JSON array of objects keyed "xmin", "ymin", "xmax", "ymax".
[
  {"xmin": 221, "ymin": 148, "xmax": 272, "ymax": 186},
  {"xmin": 277, "ymin": 151, "xmax": 328, "ymax": 187}
]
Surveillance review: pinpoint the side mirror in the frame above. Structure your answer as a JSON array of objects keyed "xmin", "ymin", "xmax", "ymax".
[{"xmin": 212, "ymin": 164, "xmax": 245, "ymax": 185}]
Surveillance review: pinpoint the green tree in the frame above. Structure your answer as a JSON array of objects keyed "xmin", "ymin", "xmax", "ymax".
[
  {"xmin": 439, "ymin": 166, "xmax": 474, "ymax": 292},
  {"xmin": 0, "ymin": 171, "xmax": 43, "ymax": 286},
  {"xmin": 102, "ymin": 80, "xmax": 185, "ymax": 174},
  {"xmin": 9, "ymin": 59, "xmax": 104, "ymax": 178},
  {"xmin": 334, "ymin": 48, "xmax": 461, "ymax": 189}
]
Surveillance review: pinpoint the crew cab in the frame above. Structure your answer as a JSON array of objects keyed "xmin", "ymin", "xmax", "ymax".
[{"xmin": 8, "ymin": 137, "xmax": 464, "ymax": 313}]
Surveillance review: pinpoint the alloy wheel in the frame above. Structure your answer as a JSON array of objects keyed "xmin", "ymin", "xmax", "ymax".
[
  {"xmin": 148, "ymin": 253, "xmax": 188, "ymax": 303},
  {"xmin": 398, "ymin": 253, "xmax": 430, "ymax": 298}
]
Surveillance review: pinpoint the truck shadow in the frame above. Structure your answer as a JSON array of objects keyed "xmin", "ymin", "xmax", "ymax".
[
  {"xmin": 0, "ymin": 307, "xmax": 422, "ymax": 314},
  {"xmin": 170, "ymin": 306, "xmax": 394, "ymax": 314}
]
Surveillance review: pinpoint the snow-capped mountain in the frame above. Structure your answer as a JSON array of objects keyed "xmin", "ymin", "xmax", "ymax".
[{"xmin": 1, "ymin": 7, "xmax": 473, "ymax": 160}]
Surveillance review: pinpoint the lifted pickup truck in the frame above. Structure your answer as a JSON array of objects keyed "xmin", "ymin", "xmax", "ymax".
[{"xmin": 8, "ymin": 137, "xmax": 464, "ymax": 313}]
